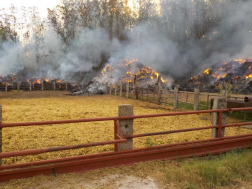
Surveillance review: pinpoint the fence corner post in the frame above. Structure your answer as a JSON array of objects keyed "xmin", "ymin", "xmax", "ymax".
[
  {"xmin": 158, "ymin": 75, "xmax": 162, "ymax": 105},
  {"xmin": 212, "ymin": 98, "xmax": 227, "ymax": 138},
  {"xmin": 65, "ymin": 82, "xmax": 68, "ymax": 91},
  {"xmin": 120, "ymin": 81, "xmax": 122, "ymax": 97},
  {"xmin": 194, "ymin": 88, "xmax": 199, "ymax": 111},
  {"xmin": 118, "ymin": 105, "xmax": 133, "ymax": 151},
  {"xmin": 0, "ymin": 105, "xmax": 2, "ymax": 165},
  {"xmin": 41, "ymin": 82, "xmax": 44, "ymax": 91},
  {"xmin": 134, "ymin": 75, "xmax": 138, "ymax": 99},
  {"xmin": 173, "ymin": 86, "xmax": 178, "ymax": 110},
  {"xmin": 29, "ymin": 81, "xmax": 32, "ymax": 91}
]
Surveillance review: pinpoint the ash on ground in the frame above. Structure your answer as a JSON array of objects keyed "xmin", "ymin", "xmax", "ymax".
[{"xmin": 69, "ymin": 80, "xmax": 105, "ymax": 95}]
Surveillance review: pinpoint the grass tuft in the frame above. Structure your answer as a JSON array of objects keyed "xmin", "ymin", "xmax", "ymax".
[{"xmin": 164, "ymin": 148, "xmax": 252, "ymax": 188}]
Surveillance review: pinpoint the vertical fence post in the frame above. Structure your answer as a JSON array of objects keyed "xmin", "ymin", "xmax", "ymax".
[
  {"xmin": 53, "ymin": 81, "xmax": 56, "ymax": 91},
  {"xmin": 158, "ymin": 75, "xmax": 162, "ymax": 105},
  {"xmin": 41, "ymin": 82, "xmax": 44, "ymax": 91},
  {"xmin": 110, "ymin": 83, "xmax": 112, "ymax": 95},
  {"xmin": 5, "ymin": 83, "xmax": 7, "ymax": 92},
  {"xmin": 224, "ymin": 82, "xmax": 228, "ymax": 98},
  {"xmin": 173, "ymin": 87, "xmax": 178, "ymax": 110},
  {"xmin": 142, "ymin": 88, "xmax": 144, "ymax": 100},
  {"xmin": 118, "ymin": 105, "xmax": 133, "ymax": 150},
  {"xmin": 194, "ymin": 88, "xmax": 199, "ymax": 111},
  {"xmin": 0, "ymin": 105, "xmax": 2, "ymax": 165},
  {"xmin": 17, "ymin": 82, "xmax": 20, "ymax": 91},
  {"xmin": 212, "ymin": 98, "xmax": 227, "ymax": 138},
  {"xmin": 120, "ymin": 81, "xmax": 122, "ymax": 97},
  {"xmin": 126, "ymin": 82, "xmax": 129, "ymax": 98},
  {"xmin": 106, "ymin": 82, "xmax": 108, "ymax": 94},
  {"xmin": 29, "ymin": 81, "xmax": 32, "ymax": 91},
  {"xmin": 115, "ymin": 83, "xmax": 117, "ymax": 96},
  {"xmin": 65, "ymin": 82, "xmax": 68, "ymax": 91},
  {"xmin": 134, "ymin": 75, "xmax": 138, "ymax": 99},
  {"xmin": 207, "ymin": 94, "xmax": 210, "ymax": 110}
]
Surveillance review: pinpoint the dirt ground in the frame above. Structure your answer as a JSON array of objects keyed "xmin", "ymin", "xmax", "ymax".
[{"xmin": 0, "ymin": 91, "xmax": 252, "ymax": 188}]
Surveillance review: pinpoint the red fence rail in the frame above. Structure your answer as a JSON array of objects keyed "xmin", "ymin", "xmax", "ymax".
[{"xmin": 1, "ymin": 107, "xmax": 252, "ymax": 182}]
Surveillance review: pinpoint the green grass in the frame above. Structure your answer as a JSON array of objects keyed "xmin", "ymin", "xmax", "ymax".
[
  {"xmin": 163, "ymin": 148, "xmax": 252, "ymax": 189},
  {"xmin": 178, "ymin": 101, "xmax": 194, "ymax": 110},
  {"xmin": 227, "ymin": 111, "xmax": 252, "ymax": 122}
]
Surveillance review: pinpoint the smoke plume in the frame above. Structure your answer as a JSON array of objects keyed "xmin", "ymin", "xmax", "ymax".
[{"xmin": 0, "ymin": 0, "xmax": 252, "ymax": 84}]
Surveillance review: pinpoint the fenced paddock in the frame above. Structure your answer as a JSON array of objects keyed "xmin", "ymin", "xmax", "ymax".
[
  {"xmin": 0, "ymin": 92, "xmax": 252, "ymax": 182},
  {"xmin": 0, "ymin": 92, "xmax": 251, "ymax": 167}
]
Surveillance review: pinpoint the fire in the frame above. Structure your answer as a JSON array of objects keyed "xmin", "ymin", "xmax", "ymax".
[
  {"xmin": 33, "ymin": 79, "xmax": 41, "ymax": 84},
  {"xmin": 96, "ymin": 59, "xmax": 168, "ymax": 85},
  {"xmin": 245, "ymin": 74, "xmax": 252, "ymax": 79},
  {"xmin": 190, "ymin": 58, "xmax": 252, "ymax": 88},
  {"xmin": 203, "ymin": 69, "xmax": 210, "ymax": 75},
  {"xmin": 234, "ymin": 59, "xmax": 247, "ymax": 64}
]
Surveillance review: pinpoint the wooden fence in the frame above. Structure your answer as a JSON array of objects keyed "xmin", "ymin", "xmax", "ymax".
[
  {"xmin": 0, "ymin": 82, "xmax": 72, "ymax": 92},
  {"xmin": 105, "ymin": 75, "xmax": 246, "ymax": 111}
]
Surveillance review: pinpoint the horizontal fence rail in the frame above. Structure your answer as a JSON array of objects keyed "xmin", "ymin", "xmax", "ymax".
[
  {"xmin": 1, "ymin": 107, "xmax": 250, "ymax": 128},
  {"xmin": 1, "ymin": 106, "xmax": 252, "ymax": 182}
]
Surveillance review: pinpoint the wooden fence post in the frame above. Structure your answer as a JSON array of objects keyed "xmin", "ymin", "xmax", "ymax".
[
  {"xmin": 134, "ymin": 75, "xmax": 138, "ymax": 99},
  {"xmin": 17, "ymin": 82, "xmax": 20, "ymax": 91},
  {"xmin": 106, "ymin": 82, "xmax": 108, "ymax": 94},
  {"xmin": 120, "ymin": 81, "xmax": 122, "ymax": 97},
  {"xmin": 212, "ymin": 98, "xmax": 227, "ymax": 138},
  {"xmin": 158, "ymin": 75, "xmax": 162, "ymax": 105},
  {"xmin": 118, "ymin": 105, "xmax": 133, "ymax": 150},
  {"xmin": 173, "ymin": 87, "xmax": 178, "ymax": 110},
  {"xmin": 29, "ymin": 81, "xmax": 32, "ymax": 91},
  {"xmin": 194, "ymin": 88, "xmax": 199, "ymax": 111},
  {"xmin": 5, "ymin": 83, "xmax": 7, "ymax": 92},
  {"xmin": 110, "ymin": 83, "xmax": 112, "ymax": 95},
  {"xmin": 207, "ymin": 94, "xmax": 210, "ymax": 110},
  {"xmin": 115, "ymin": 83, "xmax": 117, "ymax": 96},
  {"xmin": 65, "ymin": 82, "xmax": 68, "ymax": 91},
  {"xmin": 53, "ymin": 81, "xmax": 56, "ymax": 91},
  {"xmin": 126, "ymin": 82, "xmax": 129, "ymax": 98},
  {"xmin": 186, "ymin": 92, "xmax": 189, "ymax": 103},
  {"xmin": 0, "ymin": 105, "xmax": 2, "ymax": 165},
  {"xmin": 41, "ymin": 82, "xmax": 44, "ymax": 91}
]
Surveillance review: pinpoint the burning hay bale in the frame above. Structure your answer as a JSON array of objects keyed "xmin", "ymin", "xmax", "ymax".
[
  {"xmin": 95, "ymin": 59, "xmax": 172, "ymax": 88},
  {"xmin": 0, "ymin": 74, "xmax": 74, "ymax": 92},
  {"xmin": 71, "ymin": 59, "xmax": 173, "ymax": 96},
  {"xmin": 180, "ymin": 59, "xmax": 252, "ymax": 93}
]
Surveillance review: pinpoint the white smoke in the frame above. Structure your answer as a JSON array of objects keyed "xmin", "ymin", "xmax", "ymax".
[{"xmin": 0, "ymin": 0, "xmax": 252, "ymax": 84}]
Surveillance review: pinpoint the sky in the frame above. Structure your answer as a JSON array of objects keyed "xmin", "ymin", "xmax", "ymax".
[{"xmin": 0, "ymin": 0, "xmax": 62, "ymax": 18}]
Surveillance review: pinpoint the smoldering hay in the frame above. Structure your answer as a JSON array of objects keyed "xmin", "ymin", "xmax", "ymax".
[{"xmin": 0, "ymin": 0, "xmax": 252, "ymax": 85}]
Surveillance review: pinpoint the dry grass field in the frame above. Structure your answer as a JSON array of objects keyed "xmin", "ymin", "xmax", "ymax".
[
  {"xmin": 0, "ymin": 91, "xmax": 251, "ymax": 165},
  {"xmin": 0, "ymin": 91, "xmax": 252, "ymax": 188}
]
